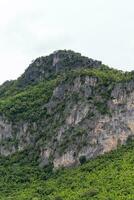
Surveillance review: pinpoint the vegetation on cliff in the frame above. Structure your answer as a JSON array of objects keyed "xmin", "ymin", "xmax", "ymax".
[
  {"xmin": 0, "ymin": 139, "xmax": 134, "ymax": 200},
  {"xmin": 0, "ymin": 50, "xmax": 134, "ymax": 199},
  {"xmin": 0, "ymin": 66, "xmax": 133, "ymax": 121}
]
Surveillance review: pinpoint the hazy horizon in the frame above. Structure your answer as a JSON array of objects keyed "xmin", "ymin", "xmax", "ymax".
[{"xmin": 0, "ymin": 0, "xmax": 134, "ymax": 84}]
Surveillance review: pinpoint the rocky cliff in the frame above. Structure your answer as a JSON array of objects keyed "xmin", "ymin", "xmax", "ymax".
[{"xmin": 0, "ymin": 50, "xmax": 134, "ymax": 169}]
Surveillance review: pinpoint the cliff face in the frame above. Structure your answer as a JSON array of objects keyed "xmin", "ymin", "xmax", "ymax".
[{"xmin": 0, "ymin": 50, "xmax": 134, "ymax": 169}]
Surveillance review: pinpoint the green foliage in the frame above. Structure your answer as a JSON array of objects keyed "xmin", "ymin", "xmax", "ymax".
[
  {"xmin": 0, "ymin": 142, "xmax": 134, "ymax": 199},
  {"xmin": 0, "ymin": 78, "xmax": 61, "ymax": 121},
  {"xmin": 79, "ymin": 155, "xmax": 87, "ymax": 165},
  {"xmin": 1, "ymin": 53, "xmax": 134, "ymax": 199},
  {"xmin": 0, "ymin": 66, "xmax": 133, "ymax": 121},
  {"xmin": 55, "ymin": 196, "xmax": 63, "ymax": 200},
  {"xmin": 68, "ymin": 66, "xmax": 134, "ymax": 84},
  {"xmin": 82, "ymin": 189, "xmax": 99, "ymax": 198},
  {"xmin": 94, "ymin": 101, "xmax": 109, "ymax": 114}
]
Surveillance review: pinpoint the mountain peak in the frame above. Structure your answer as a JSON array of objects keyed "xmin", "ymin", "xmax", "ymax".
[
  {"xmin": 51, "ymin": 49, "xmax": 101, "ymax": 69},
  {"xmin": 18, "ymin": 50, "xmax": 102, "ymax": 87}
]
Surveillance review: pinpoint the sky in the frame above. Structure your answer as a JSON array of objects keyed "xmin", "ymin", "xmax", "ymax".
[{"xmin": 0, "ymin": 0, "xmax": 134, "ymax": 84}]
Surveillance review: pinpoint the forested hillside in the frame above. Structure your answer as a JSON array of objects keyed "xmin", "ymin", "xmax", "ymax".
[
  {"xmin": 0, "ymin": 50, "xmax": 134, "ymax": 199},
  {"xmin": 0, "ymin": 140, "xmax": 134, "ymax": 200}
]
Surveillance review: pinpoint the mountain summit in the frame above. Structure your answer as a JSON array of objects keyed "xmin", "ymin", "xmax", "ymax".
[{"xmin": 18, "ymin": 50, "xmax": 102, "ymax": 87}]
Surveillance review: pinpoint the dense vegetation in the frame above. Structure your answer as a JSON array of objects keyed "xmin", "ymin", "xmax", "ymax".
[
  {"xmin": 0, "ymin": 139, "xmax": 134, "ymax": 200},
  {"xmin": 0, "ymin": 78, "xmax": 61, "ymax": 121},
  {"xmin": 0, "ymin": 66, "xmax": 133, "ymax": 121},
  {"xmin": 1, "ymin": 51, "xmax": 134, "ymax": 199}
]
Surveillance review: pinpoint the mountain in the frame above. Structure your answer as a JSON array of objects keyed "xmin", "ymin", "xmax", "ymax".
[
  {"xmin": 0, "ymin": 50, "xmax": 134, "ymax": 199},
  {"xmin": 0, "ymin": 50, "xmax": 134, "ymax": 169}
]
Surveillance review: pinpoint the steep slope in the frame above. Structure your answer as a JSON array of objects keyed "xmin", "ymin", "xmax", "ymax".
[
  {"xmin": 0, "ymin": 50, "xmax": 134, "ymax": 170},
  {"xmin": 17, "ymin": 50, "xmax": 102, "ymax": 87},
  {"xmin": 0, "ymin": 50, "xmax": 101, "ymax": 98},
  {"xmin": 0, "ymin": 139, "xmax": 134, "ymax": 200}
]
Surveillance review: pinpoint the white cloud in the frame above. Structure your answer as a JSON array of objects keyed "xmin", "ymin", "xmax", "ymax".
[{"xmin": 0, "ymin": 0, "xmax": 134, "ymax": 84}]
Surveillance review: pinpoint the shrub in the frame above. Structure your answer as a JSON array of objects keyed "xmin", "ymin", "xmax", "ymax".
[
  {"xmin": 79, "ymin": 155, "xmax": 86, "ymax": 165},
  {"xmin": 82, "ymin": 189, "xmax": 99, "ymax": 197},
  {"xmin": 55, "ymin": 196, "xmax": 63, "ymax": 200}
]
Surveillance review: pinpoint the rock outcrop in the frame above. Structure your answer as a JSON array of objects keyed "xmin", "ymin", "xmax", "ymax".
[
  {"xmin": 17, "ymin": 50, "xmax": 101, "ymax": 87},
  {"xmin": 0, "ymin": 50, "xmax": 134, "ymax": 169}
]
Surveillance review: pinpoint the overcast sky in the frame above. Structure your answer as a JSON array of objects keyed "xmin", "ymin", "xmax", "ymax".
[{"xmin": 0, "ymin": 0, "xmax": 134, "ymax": 84}]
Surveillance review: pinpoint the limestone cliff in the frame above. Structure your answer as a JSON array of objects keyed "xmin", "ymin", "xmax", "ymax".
[{"xmin": 0, "ymin": 50, "xmax": 134, "ymax": 169}]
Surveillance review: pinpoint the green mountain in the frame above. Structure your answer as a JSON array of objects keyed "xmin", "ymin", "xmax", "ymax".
[{"xmin": 0, "ymin": 50, "xmax": 134, "ymax": 199}]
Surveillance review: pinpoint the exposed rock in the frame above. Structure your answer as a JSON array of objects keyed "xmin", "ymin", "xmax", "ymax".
[
  {"xmin": 2, "ymin": 76, "xmax": 134, "ymax": 169},
  {"xmin": 85, "ymin": 76, "xmax": 98, "ymax": 87},
  {"xmin": 66, "ymin": 104, "xmax": 89, "ymax": 125},
  {"xmin": 0, "ymin": 145, "xmax": 16, "ymax": 156},
  {"xmin": 17, "ymin": 50, "xmax": 101, "ymax": 88},
  {"xmin": 39, "ymin": 148, "xmax": 52, "ymax": 167},
  {"xmin": 1, "ymin": 50, "xmax": 134, "ymax": 169},
  {"xmin": 53, "ymin": 85, "xmax": 65, "ymax": 99},
  {"xmin": 0, "ymin": 117, "xmax": 12, "ymax": 140},
  {"xmin": 0, "ymin": 117, "xmax": 35, "ymax": 156},
  {"xmin": 73, "ymin": 77, "xmax": 82, "ymax": 92},
  {"xmin": 54, "ymin": 151, "xmax": 77, "ymax": 169}
]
